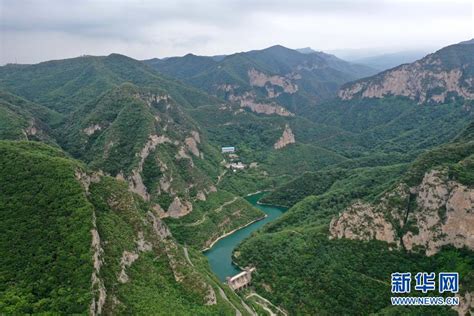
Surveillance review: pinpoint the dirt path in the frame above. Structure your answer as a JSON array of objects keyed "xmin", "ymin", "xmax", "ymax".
[
  {"xmin": 246, "ymin": 293, "xmax": 287, "ymax": 316},
  {"xmin": 182, "ymin": 197, "xmax": 239, "ymax": 227}
]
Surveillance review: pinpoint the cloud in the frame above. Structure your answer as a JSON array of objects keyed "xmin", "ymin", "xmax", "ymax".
[{"xmin": 0, "ymin": 0, "xmax": 472, "ymax": 64}]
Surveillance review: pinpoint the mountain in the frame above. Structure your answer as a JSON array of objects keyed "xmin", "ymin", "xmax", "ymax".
[
  {"xmin": 0, "ymin": 141, "xmax": 252, "ymax": 314},
  {"xmin": 0, "ymin": 89, "xmax": 62, "ymax": 142},
  {"xmin": 145, "ymin": 45, "xmax": 377, "ymax": 116},
  {"xmin": 339, "ymin": 40, "xmax": 474, "ymax": 103},
  {"xmin": 351, "ymin": 50, "xmax": 429, "ymax": 71},
  {"xmin": 0, "ymin": 53, "xmax": 218, "ymax": 113},
  {"xmin": 234, "ymin": 122, "xmax": 474, "ymax": 315},
  {"xmin": 0, "ymin": 54, "xmax": 266, "ymax": 313},
  {"xmin": 295, "ymin": 47, "xmax": 317, "ymax": 54},
  {"xmin": 230, "ymin": 41, "xmax": 474, "ymax": 316},
  {"xmin": 1, "ymin": 40, "xmax": 473, "ymax": 315},
  {"xmin": 330, "ymin": 124, "xmax": 474, "ymax": 256}
]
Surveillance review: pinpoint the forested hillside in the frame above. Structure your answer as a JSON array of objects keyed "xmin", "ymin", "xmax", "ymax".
[
  {"xmin": 146, "ymin": 45, "xmax": 376, "ymax": 116},
  {"xmin": 0, "ymin": 141, "xmax": 252, "ymax": 314},
  {"xmin": 235, "ymin": 122, "xmax": 474, "ymax": 315},
  {"xmin": 0, "ymin": 39, "xmax": 472, "ymax": 315}
]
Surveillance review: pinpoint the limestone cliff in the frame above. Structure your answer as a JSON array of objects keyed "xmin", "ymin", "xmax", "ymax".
[
  {"xmin": 248, "ymin": 68, "xmax": 298, "ymax": 97},
  {"xmin": 274, "ymin": 124, "xmax": 296, "ymax": 149},
  {"xmin": 227, "ymin": 91, "xmax": 294, "ymax": 117},
  {"xmin": 339, "ymin": 41, "xmax": 474, "ymax": 103},
  {"xmin": 330, "ymin": 169, "xmax": 474, "ymax": 256}
]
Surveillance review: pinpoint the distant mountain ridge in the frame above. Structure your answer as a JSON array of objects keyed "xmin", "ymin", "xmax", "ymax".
[
  {"xmin": 145, "ymin": 45, "xmax": 377, "ymax": 116},
  {"xmin": 339, "ymin": 40, "xmax": 474, "ymax": 103},
  {"xmin": 351, "ymin": 50, "xmax": 429, "ymax": 71}
]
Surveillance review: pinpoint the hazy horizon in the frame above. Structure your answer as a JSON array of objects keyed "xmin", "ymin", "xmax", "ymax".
[{"xmin": 1, "ymin": 0, "xmax": 472, "ymax": 65}]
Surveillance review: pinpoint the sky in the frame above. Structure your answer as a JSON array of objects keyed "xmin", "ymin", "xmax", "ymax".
[{"xmin": 0, "ymin": 0, "xmax": 473, "ymax": 65}]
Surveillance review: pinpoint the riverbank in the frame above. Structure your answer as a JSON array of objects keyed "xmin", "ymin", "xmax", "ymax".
[
  {"xmin": 201, "ymin": 214, "xmax": 267, "ymax": 252},
  {"xmin": 204, "ymin": 192, "xmax": 287, "ymax": 281}
]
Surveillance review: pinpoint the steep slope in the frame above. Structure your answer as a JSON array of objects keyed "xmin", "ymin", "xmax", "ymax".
[
  {"xmin": 0, "ymin": 141, "xmax": 252, "ymax": 315},
  {"xmin": 146, "ymin": 45, "xmax": 376, "ymax": 116},
  {"xmin": 330, "ymin": 124, "xmax": 474, "ymax": 256},
  {"xmin": 0, "ymin": 90, "xmax": 61, "ymax": 142},
  {"xmin": 0, "ymin": 54, "xmax": 218, "ymax": 113},
  {"xmin": 0, "ymin": 55, "xmax": 264, "ymax": 250},
  {"xmin": 339, "ymin": 40, "xmax": 474, "ymax": 103},
  {"xmin": 234, "ymin": 123, "xmax": 474, "ymax": 315}
]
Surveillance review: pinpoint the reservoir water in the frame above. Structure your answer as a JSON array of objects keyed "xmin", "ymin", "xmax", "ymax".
[{"xmin": 204, "ymin": 192, "xmax": 287, "ymax": 281}]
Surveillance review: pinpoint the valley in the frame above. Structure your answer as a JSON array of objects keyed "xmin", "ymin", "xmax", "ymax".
[{"xmin": 0, "ymin": 39, "xmax": 472, "ymax": 315}]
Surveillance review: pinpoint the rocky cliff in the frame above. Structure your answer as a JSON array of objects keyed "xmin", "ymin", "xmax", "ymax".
[
  {"xmin": 330, "ymin": 168, "xmax": 473, "ymax": 256},
  {"xmin": 339, "ymin": 40, "xmax": 474, "ymax": 103},
  {"xmin": 274, "ymin": 124, "xmax": 296, "ymax": 149}
]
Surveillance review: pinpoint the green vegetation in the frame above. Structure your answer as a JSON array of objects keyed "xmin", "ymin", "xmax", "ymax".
[
  {"xmin": 88, "ymin": 177, "xmax": 250, "ymax": 315},
  {"xmin": 0, "ymin": 141, "xmax": 93, "ymax": 314},
  {"xmin": 262, "ymin": 164, "xmax": 407, "ymax": 231},
  {"xmin": 0, "ymin": 42, "xmax": 472, "ymax": 315},
  {"xmin": 235, "ymin": 122, "xmax": 473, "ymax": 315},
  {"xmin": 147, "ymin": 45, "xmax": 376, "ymax": 115},
  {"xmin": 0, "ymin": 141, "xmax": 252, "ymax": 314},
  {"xmin": 235, "ymin": 229, "xmax": 472, "ymax": 315},
  {"xmin": 165, "ymin": 190, "xmax": 265, "ymax": 249}
]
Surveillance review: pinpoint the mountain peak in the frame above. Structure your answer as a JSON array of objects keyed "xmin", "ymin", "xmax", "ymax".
[
  {"xmin": 296, "ymin": 47, "xmax": 317, "ymax": 54},
  {"xmin": 459, "ymin": 38, "xmax": 474, "ymax": 45},
  {"xmin": 339, "ymin": 40, "xmax": 474, "ymax": 103}
]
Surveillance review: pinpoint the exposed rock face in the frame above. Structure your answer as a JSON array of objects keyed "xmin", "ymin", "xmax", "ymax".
[
  {"xmin": 196, "ymin": 191, "xmax": 206, "ymax": 201},
  {"xmin": 274, "ymin": 124, "xmax": 295, "ymax": 149},
  {"xmin": 329, "ymin": 201, "xmax": 398, "ymax": 244},
  {"xmin": 248, "ymin": 68, "xmax": 298, "ymax": 97},
  {"xmin": 118, "ymin": 250, "xmax": 139, "ymax": 283},
  {"xmin": 339, "ymin": 43, "xmax": 474, "ymax": 103},
  {"xmin": 167, "ymin": 196, "xmax": 193, "ymax": 218},
  {"xmin": 204, "ymin": 285, "xmax": 217, "ymax": 306},
  {"xmin": 75, "ymin": 169, "xmax": 102, "ymax": 193},
  {"xmin": 90, "ymin": 212, "xmax": 106, "ymax": 316},
  {"xmin": 185, "ymin": 136, "xmax": 200, "ymax": 157},
  {"xmin": 330, "ymin": 169, "xmax": 474, "ymax": 256},
  {"xmin": 228, "ymin": 92, "xmax": 294, "ymax": 117},
  {"xmin": 128, "ymin": 134, "xmax": 171, "ymax": 200},
  {"xmin": 148, "ymin": 211, "xmax": 172, "ymax": 238},
  {"xmin": 83, "ymin": 124, "xmax": 102, "ymax": 136},
  {"xmin": 135, "ymin": 91, "xmax": 171, "ymax": 107},
  {"xmin": 453, "ymin": 291, "xmax": 474, "ymax": 316},
  {"xmin": 403, "ymin": 171, "xmax": 474, "ymax": 255}
]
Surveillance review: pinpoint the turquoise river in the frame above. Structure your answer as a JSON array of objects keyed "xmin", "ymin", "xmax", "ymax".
[{"xmin": 204, "ymin": 192, "xmax": 287, "ymax": 281}]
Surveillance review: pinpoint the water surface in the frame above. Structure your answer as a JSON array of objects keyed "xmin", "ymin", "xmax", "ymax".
[{"xmin": 204, "ymin": 192, "xmax": 287, "ymax": 281}]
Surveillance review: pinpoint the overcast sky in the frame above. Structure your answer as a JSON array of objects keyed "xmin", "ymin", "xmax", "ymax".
[{"xmin": 0, "ymin": 0, "xmax": 472, "ymax": 64}]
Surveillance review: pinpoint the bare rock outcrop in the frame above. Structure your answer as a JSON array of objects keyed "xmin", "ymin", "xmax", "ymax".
[
  {"xmin": 118, "ymin": 250, "xmax": 139, "ymax": 283},
  {"xmin": 90, "ymin": 212, "xmax": 106, "ymax": 316},
  {"xmin": 167, "ymin": 197, "xmax": 193, "ymax": 218},
  {"xmin": 83, "ymin": 124, "xmax": 102, "ymax": 136},
  {"xmin": 127, "ymin": 134, "xmax": 171, "ymax": 200},
  {"xmin": 185, "ymin": 136, "xmax": 200, "ymax": 157},
  {"xmin": 339, "ymin": 52, "xmax": 474, "ymax": 103},
  {"xmin": 248, "ymin": 68, "xmax": 298, "ymax": 97},
  {"xmin": 148, "ymin": 210, "xmax": 172, "ymax": 238},
  {"xmin": 453, "ymin": 291, "xmax": 474, "ymax": 316},
  {"xmin": 75, "ymin": 169, "xmax": 102, "ymax": 193},
  {"xmin": 330, "ymin": 169, "xmax": 474, "ymax": 256},
  {"xmin": 228, "ymin": 92, "xmax": 294, "ymax": 117},
  {"xmin": 329, "ymin": 201, "xmax": 398, "ymax": 244},
  {"xmin": 204, "ymin": 285, "xmax": 217, "ymax": 305},
  {"xmin": 403, "ymin": 171, "xmax": 474, "ymax": 255},
  {"xmin": 274, "ymin": 124, "xmax": 295, "ymax": 149}
]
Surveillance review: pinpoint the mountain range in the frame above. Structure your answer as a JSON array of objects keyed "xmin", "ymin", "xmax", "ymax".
[{"xmin": 0, "ymin": 41, "xmax": 473, "ymax": 315}]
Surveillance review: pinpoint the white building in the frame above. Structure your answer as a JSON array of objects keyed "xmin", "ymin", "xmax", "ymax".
[{"xmin": 221, "ymin": 146, "xmax": 235, "ymax": 153}]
